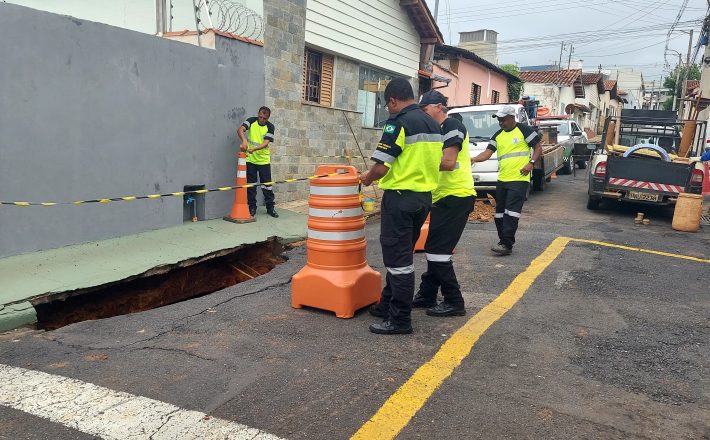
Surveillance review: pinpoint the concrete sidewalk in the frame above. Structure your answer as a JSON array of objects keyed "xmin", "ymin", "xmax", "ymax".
[{"xmin": 0, "ymin": 207, "xmax": 307, "ymax": 332}]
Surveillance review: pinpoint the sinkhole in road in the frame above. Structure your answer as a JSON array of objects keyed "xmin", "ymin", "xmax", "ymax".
[{"xmin": 33, "ymin": 239, "xmax": 287, "ymax": 331}]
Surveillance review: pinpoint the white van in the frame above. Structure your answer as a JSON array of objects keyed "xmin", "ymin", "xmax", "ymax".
[{"xmin": 448, "ymin": 104, "xmax": 531, "ymax": 190}]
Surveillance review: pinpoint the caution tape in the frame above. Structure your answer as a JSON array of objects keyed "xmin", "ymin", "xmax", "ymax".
[{"xmin": 0, "ymin": 171, "xmax": 349, "ymax": 207}]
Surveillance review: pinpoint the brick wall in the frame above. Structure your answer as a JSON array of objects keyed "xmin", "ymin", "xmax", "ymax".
[{"xmin": 263, "ymin": 0, "xmax": 382, "ymax": 203}]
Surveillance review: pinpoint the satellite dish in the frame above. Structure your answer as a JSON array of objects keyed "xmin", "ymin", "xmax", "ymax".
[{"xmin": 565, "ymin": 104, "xmax": 575, "ymax": 114}]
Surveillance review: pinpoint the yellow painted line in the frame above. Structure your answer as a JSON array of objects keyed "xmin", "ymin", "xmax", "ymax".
[
  {"xmin": 351, "ymin": 236, "xmax": 572, "ymax": 440},
  {"xmin": 570, "ymin": 238, "xmax": 710, "ymax": 264}
]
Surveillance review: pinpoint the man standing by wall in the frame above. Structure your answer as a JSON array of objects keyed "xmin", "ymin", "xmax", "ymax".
[
  {"xmin": 360, "ymin": 78, "xmax": 443, "ymax": 335},
  {"xmin": 472, "ymin": 105, "xmax": 541, "ymax": 255},
  {"xmin": 237, "ymin": 106, "xmax": 278, "ymax": 218},
  {"xmin": 412, "ymin": 90, "xmax": 476, "ymax": 317}
]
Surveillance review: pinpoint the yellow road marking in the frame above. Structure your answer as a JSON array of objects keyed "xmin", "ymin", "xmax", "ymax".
[
  {"xmin": 569, "ymin": 238, "xmax": 710, "ymax": 263},
  {"xmin": 351, "ymin": 236, "xmax": 572, "ymax": 440}
]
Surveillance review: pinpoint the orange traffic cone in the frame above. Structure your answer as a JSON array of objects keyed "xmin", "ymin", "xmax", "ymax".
[
  {"xmin": 224, "ymin": 151, "xmax": 255, "ymax": 223},
  {"xmin": 414, "ymin": 214, "xmax": 430, "ymax": 252},
  {"xmin": 291, "ymin": 165, "xmax": 381, "ymax": 318}
]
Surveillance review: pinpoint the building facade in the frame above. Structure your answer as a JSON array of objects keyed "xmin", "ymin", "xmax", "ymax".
[
  {"xmin": 431, "ymin": 45, "xmax": 518, "ymax": 107},
  {"xmin": 263, "ymin": 0, "xmax": 442, "ymax": 203}
]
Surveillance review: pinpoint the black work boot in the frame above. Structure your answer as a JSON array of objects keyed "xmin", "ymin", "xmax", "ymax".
[
  {"xmin": 368, "ymin": 303, "xmax": 388, "ymax": 318},
  {"xmin": 490, "ymin": 243, "xmax": 512, "ymax": 255},
  {"xmin": 369, "ymin": 320, "xmax": 413, "ymax": 335},
  {"xmin": 411, "ymin": 293, "xmax": 437, "ymax": 308},
  {"xmin": 267, "ymin": 207, "xmax": 279, "ymax": 218},
  {"xmin": 426, "ymin": 302, "xmax": 466, "ymax": 317}
]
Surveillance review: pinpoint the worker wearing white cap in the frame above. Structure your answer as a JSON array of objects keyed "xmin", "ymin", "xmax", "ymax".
[{"xmin": 471, "ymin": 105, "xmax": 542, "ymax": 255}]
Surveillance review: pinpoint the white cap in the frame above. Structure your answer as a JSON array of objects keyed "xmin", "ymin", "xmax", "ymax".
[{"xmin": 493, "ymin": 105, "xmax": 516, "ymax": 118}]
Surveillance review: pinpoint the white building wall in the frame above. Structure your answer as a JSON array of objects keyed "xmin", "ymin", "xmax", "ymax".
[{"xmin": 305, "ymin": 0, "xmax": 420, "ymax": 77}]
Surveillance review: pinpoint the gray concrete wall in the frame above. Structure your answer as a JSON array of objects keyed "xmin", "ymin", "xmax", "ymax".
[{"xmin": 0, "ymin": 3, "xmax": 265, "ymax": 258}]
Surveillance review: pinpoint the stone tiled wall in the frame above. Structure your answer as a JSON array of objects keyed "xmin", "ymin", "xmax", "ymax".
[{"xmin": 263, "ymin": 0, "xmax": 382, "ymax": 203}]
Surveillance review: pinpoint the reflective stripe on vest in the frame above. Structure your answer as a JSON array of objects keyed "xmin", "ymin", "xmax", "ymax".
[
  {"xmin": 310, "ymin": 185, "xmax": 359, "ymax": 196},
  {"xmin": 498, "ymin": 151, "xmax": 530, "ymax": 161},
  {"xmin": 307, "ymin": 229, "xmax": 365, "ymax": 241}
]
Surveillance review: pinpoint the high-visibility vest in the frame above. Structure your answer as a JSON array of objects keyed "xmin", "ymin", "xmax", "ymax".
[
  {"xmin": 243, "ymin": 117, "xmax": 275, "ymax": 165},
  {"xmin": 374, "ymin": 105, "xmax": 443, "ymax": 192},
  {"xmin": 433, "ymin": 123, "xmax": 476, "ymax": 202},
  {"xmin": 494, "ymin": 126, "xmax": 533, "ymax": 182}
]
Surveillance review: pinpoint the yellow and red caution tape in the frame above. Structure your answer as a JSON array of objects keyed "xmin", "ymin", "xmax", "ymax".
[{"xmin": 0, "ymin": 171, "xmax": 349, "ymax": 207}]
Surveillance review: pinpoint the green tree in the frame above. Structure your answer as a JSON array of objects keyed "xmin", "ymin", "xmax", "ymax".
[
  {"xmin": 500, "ymin": 64, "xmax": 523, "ymax": 101},
  {"xmin": 661, "ymin": 63, "xmax": 700, "ymax": 110}
]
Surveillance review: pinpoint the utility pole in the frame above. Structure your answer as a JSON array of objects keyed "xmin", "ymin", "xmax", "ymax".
[
  {"xmin": 433, "ymin": 0, "xmax": 439, "ymax": 21},
  {"xmin": 679, "ymin": 29, "xmax": 694, "ymax": 119},
  {"xmin": 557, "ymin": 41, "xmax": 564, "ymax": 84},
  {"xmin": 567, "ymin": 43, "xmax": 574, "ymax": 69},
  {"xmin": 672, "ymin": 53, "xmax": 682, "ymax": 112},
  {"xmin": 650, "ymin": 80, "xmax": 655, "ymax": 110}
]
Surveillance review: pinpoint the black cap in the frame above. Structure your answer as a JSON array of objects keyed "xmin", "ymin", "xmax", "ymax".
[{"xmin": 418, "ymin": 90, "xmax": 448, "ymax": 106}]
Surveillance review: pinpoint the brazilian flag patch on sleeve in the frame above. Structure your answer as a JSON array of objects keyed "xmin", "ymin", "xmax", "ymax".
[{"xmin": 383, "ymin": 124, "xmax": 396, "ymax": 134}]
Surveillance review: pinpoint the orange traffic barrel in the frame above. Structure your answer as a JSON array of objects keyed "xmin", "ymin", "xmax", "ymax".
[
  {"xmin": 291, "ymin": 165, "xmax": 381, "ymax": 318},
  {"xmin": 414, "ymin": 214, "xmax": 430, "ymax": 252},
  {"xmin": 224, "ymin": 151, "xmax": 255, "ymax": 223}
]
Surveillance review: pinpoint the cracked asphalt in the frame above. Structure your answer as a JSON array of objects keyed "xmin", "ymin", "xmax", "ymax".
[{"xmin": 1, "ymin": 174, "xmax": 708, "ymax": 440}]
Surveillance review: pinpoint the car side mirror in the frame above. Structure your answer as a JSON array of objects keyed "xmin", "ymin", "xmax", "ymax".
[{"xmin": 586, "ymin": 144, "xmax": 597, "ymax": 151}]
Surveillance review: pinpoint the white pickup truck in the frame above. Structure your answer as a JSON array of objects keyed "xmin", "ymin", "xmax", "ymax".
[{"xmin": 448, "ymin": 103, "xmax": 532, "ymax": 191}]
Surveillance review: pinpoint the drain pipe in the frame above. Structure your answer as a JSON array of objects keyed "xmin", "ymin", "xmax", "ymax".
[{"xmin": 155, "ymin": 0, "xmax": 167, "ymax": 36}]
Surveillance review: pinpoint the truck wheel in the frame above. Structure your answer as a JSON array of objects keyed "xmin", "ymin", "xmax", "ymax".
[
  {"xmin": 586, "ymin": 196, "xmax": 601, "ymax": 210},
  {"xmin": 560, "ymin": 157, "xmax": 572, "ymax": 175}
]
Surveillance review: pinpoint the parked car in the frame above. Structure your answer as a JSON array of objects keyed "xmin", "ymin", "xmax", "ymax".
[
  {"xmin": 537, "ymin": 117, "xmax": 587, "ymax": 174},
  {"xmin": 448, "ymin": 103, "xmax": 531, "ymax": 191}
]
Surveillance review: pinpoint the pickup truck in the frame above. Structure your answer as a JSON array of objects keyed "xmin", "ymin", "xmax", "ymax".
[
  {"xmin": 449, "ymin": 103, "xmax": 564, "ymax": 193},
  {"xmin": 537, "ymin": 117, "xmax": 588, "ymax": 174},
  {"xmin": 587, "ymin": 109, "xmax": 706, "ymax": 210}
]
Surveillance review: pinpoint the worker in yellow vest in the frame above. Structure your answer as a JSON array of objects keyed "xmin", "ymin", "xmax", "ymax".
[
  {"xmin": 412, "ymin": 90, "xmax": 475, "ymax": 317},
  {"xmin": 360, "ymin": 78, "xmax": 443, "ymax": 335},
  {"xmin": 237, "ymin": 106, "xmax": 278, "ymax": 218},
  {"xmin": 472, "ymin": 105, "xmax": 541, "ymax": 255}
]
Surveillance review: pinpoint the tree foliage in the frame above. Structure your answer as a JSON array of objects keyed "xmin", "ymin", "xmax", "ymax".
[
  {"xmin": 500, "ymin": 64, "xmax": 523, "ymax": 101},
  {"xmin": 661, "ymin": 63, "xmax": 700, "ymax": 110}
]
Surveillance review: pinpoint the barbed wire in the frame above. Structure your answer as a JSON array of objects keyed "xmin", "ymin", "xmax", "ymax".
[{"xmin": 196, "ymin": 0, "xmax": 264, "ymax": 41}]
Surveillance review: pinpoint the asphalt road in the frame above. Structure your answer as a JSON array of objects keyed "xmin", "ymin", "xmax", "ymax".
[{"xmin": 1, "ymin": 173, "xmax": 708, "ymax": 440}]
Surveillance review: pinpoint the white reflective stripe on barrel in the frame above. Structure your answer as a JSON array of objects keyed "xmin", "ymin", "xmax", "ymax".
[
  {"xmin": 307, "ymin": 229, "xmax": 365, "ymax": 241},
  {"xmin": 309, "ymin": 207, "xmax": 363, "ymax": 218},
  {"xmin": 310, "ymin": 185, "xmax": 359, "ymax": 196},
  {"xmin": 237, "ymin": 171, "xmax": 247, "ymax": 178},
  {"xmin": 238, "ymin": 159, "xmax": 247, "ymax": 166}
]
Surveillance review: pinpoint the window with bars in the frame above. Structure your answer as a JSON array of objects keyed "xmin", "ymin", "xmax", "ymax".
[
  {"xmin": 470, "ymin": 83, "xmax": 481, "ymax": 105},
  {"xmin": 491, "ymin": 90, "xmax": 500, "ymax": 104},
  {"xmin": 302, "ymin": 48, "xmax": 334, "ymax": 106}
]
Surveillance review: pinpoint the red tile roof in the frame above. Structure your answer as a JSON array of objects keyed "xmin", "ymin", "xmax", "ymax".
[
  {"xmin": 581, "ymin": 73, "xmax": 603, "ymax": 85},
  {"xmin": 603, "ymin": 80, "xmax": 617, "ymax": 91},
  {"xmin": 686, "ymin": 80, "xmax": 700, "ymax": 90},
  {"xmin": 519, "ymin": 69, "xmax": 581, "ymax": 86}
]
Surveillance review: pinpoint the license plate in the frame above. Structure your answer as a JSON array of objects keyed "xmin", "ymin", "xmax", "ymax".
[{"xmin": 627, "ymin": 191, "xmax": 661, "ymax": 202}]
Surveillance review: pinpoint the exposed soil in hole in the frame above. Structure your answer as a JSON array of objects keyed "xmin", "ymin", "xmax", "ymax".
[{"xmin": 33, "ymin": 240, "xmax": 286, "ymax": 330}]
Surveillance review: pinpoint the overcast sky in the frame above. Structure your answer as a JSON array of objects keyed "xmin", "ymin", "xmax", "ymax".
[{"xmin": 423, "ymin": 0, "xmax": 708, "ymax": 85}]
